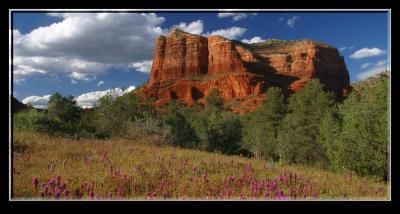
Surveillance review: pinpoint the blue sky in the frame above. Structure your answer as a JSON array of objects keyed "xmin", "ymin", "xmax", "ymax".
[{"xmin": 11, "ymin": 11, "xmax": 390, "ymax": 108}]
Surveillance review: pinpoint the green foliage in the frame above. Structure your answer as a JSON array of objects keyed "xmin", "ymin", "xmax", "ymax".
[
  {"xmin": 13, "ymin": 109, "xmax": 75, "ymax": 137},
  {"xmin": 320, "ymin": 76, "xmax": 388, "ymax": 180},
  {"xmin": 242, "ymin": 87, "xmax": 286, "ymax": 161},
  {"xmin": 205, "ymin": 89, "xmax": 224, "ymax": 110},
  {"xmin": 96, "ymin": 90, "xmax": 156, "ymax": 137},
  {"xmin": 47, "ymin": 93, "xmax": 81, "ymax": 125},
  {"xmin": 162, "ymin": 101, "xmax": 200, "ymax": 148},
  {"xmin": 204, "ymin": 110, "xmax": 243, "ymax": 155},
  {"xmin": 12, "ymin": 72, "xmax": 389, "ymax": 181},
  {"xmin": 278, "ymin": 79, "xmax": 336, "ymax": 167},
  {"xmin": 13, "ymin": 109, "xmax": 50, "ymax": 132}
]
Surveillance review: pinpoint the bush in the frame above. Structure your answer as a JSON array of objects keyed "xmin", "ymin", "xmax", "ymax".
[
  {"xmin": 205, "ymin": 89, "xmax": 224, "ymax": 110},
  {"xmin": 96, "ymin": 91, "xmax": 156, "ymax": 137},
  {"xmin": 13, "ymin": 109, "xmax": 75, "ymax": 137},
  {"xmin": 119, "ymin": 118, "xmax": 174, "ymax": 146}
]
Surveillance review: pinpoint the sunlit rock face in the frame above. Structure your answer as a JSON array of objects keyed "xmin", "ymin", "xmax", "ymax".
[{"xmin": 142, "ymin": 28, "xmax": 351, "ymax": 112}]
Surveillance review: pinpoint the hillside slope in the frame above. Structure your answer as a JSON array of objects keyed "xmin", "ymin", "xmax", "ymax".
[{"xmin": 13, "ymin": 132, "xmax": 388, "ymax": 200}]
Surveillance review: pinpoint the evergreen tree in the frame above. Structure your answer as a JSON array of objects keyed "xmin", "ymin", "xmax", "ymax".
[
  {"xmin": 242, "ymin": 87, "xmax": 286, "ymax": 161},
  {"xmin": 278, "ymin": 79, "xmax": 335, "ymax": 167}
]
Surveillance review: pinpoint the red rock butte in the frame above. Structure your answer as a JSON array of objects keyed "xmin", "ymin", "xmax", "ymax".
[{"xmin": 139, "ymin": 28, "xmax": 351, "ymax": 112}]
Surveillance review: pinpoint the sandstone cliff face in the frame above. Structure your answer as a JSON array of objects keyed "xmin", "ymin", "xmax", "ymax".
[{"xmin": 142, "ymin": 29, "xmax": 351, "ymax": 112}]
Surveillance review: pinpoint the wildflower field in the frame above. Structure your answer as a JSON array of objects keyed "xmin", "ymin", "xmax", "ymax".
[{"xmin": 12, "ymin": 132, "xmax": 389, "ymax": 200}]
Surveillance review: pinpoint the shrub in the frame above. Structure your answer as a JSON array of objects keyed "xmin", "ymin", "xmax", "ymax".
[
  {"xmin": 205, "ymin": 89, "xmax": 224, "ymax": 110},
  {"xmin": 13, "ymin": 109, "xmax": 75, "ymax": 137},
  {"xmin": 96, "ymin": 91, "xmax": 156, "ymax": 137},
  {"xmin": 122, "ymin": 118, "xmax": 175, "ymax": 146}
]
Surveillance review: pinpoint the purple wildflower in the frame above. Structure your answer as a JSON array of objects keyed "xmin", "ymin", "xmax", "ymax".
[
  {"xmin": 55, "ymin": 188, "xmax": 62, "ymax": 199},
  {"xmin": 60, "ymin": 182, "xmax": 67, "ymax": 190},
  {"xmin": 89, "ymin": 190, "xmax": 94, "ymax": 199},
  {"xmin": 49, "ymin": 179, "xmax": 56, "ymax": 188},
  {"xmin": 32, "ymin": 177, "xmax": 39, "ymax": 187},
  {"xmin": 107, "ymin": 192, "xmax": 113, "ymax": 198}
]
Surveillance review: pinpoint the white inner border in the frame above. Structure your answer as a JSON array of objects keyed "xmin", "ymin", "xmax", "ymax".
[{"xmin": 9, "ymin": 8, "xmax": 391, "ymax": 202}]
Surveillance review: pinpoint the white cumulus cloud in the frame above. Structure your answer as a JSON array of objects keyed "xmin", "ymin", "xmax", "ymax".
[
  {"xmin": 97, "ymin": 80, "xmax": 104, "ymax": 86},
  {"xmin": 350, "ymin": 47, "xmax": 386, "ymax": 59},
  {"xmin": 217, "ymin": 13, "xmax": 257, "ymax": 21},
  {"xmin": 67, "ymin": 71, "xmax": 95, "ymax": 82},
  {"xmin": 376, "ymin": 60, "xmax": 387, "ymax": 66},
  {"xmin": 22, "ymin": 95, "xmax": 51, "ymax": 109},
  {"xmin": 75, "ymin": 86, "xmax": 137, "ymax": 108},
  {"xmin": 286, "ymin": 16, "xmax": 300, "ymax": 28},
  {"xmin": 357, "ymin": 65, "xmax": 389, "ymax": 80},
  {"xmin": 205, "ymin": 27, "xmax": 247, "ymax": 40},
  {"xmin": 12, "ymin": 13, "xmax": 166, "ymax": 83},
  {"xmin": 241, "ymin": 37, "xmax": 265, "ymax": 44},
  {"xmin": 171, "ymin": 20, "xmax": 204, "ymax": 35},
  {"xmin": 128, "ymin": 60, "xmax": 153, "ymax": 73},
  {"xmin": 357, "ymin": 59, "xmax": 390, "ymax": 80},
  {"xmin": 21, "ymin": 86, "xmax": 137, "ymax": 109},
  {"xmin": 360, "ymin": 62, "xmax": 372, "ymax": 69}
]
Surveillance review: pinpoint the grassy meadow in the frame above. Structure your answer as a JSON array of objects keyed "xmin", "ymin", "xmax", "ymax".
[{"xmin": 12, "ymin": 131, "xmax": 389, "ymax": 200}]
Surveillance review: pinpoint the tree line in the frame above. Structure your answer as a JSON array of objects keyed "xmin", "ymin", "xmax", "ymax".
[{"xmin": 13, "ymin": 73, "xmax": 389, "ymax": 181}]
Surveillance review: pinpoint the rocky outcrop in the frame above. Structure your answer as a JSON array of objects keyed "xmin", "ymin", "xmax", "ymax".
[{"xmin": 141, "ymin": 29, "xmax": 351, "ymax": 112}]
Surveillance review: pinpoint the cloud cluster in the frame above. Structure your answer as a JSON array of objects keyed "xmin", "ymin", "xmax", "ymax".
[
  {"xmin": 205, "ymin": 27, "xmax": 247, "ymax": 40},
  {"xmin": 13, "ymin": 13, "xmax": 252, "ymax": 85},
  {"xmin": 13, "ymin": 13, "xmax": 166, "ymax": 84},
  {"xmin": 22, "ymin": 86, "xmax": 136, "ymax": 109},
  {"xmin": 170, "ymin": 20, "xmax": 247, "ymax": 40},
  {"xmin": 22, "ymin": 95, "xmax": 51, "ymax": 109},
  {"xmin": 128, "ymin": 60, "xmax": 153, "ymax": 73},
  {"xmin": 286, "ymin": 16, "xmax": 300, "ymax": 28},
  {"xmin": 171, "ymin": 20, "xmax": 204, "ymax": 34},
  {"xmin": 339, "ymin": 46, "xmax": 354, "ymax": 52},
  {"xmin": 360, "ymin": 62, "xmax": 372, "ymax": 69},
  {"xmin": 217, "ymin": 13, "xmax": 257, "ymax": 21},
  {"xmin": 97, "ymin": 80, "xmax": 104, "ymax": 86},
  {"xmin": 241, "ymin": 36, "xmax": 265, "ymax": 44},
  {"xmin": 357, "ymin": 60, "xmax": 390, "ymax": 80},
  {"xmin": 350, "ymin": 47, "xmax": 386, "ymax": 59}
]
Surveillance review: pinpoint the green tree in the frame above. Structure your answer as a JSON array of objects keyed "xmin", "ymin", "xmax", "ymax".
[
  {"xmin": 242, "ymin": 87, "xmax": 287, "ymax": 161},
  {"xmin": 204, "ymin": 110, "xmax": 243, "ymax": 155},
  {"xmin": 337, "ymin": 75, "xmax": 388, "ymax": 180},
  {"xmin": 47, "ymin": 92, "xmax": 80, "ymax": 125},
  {"xmin": 278, "ymin": 79, "xmax": 336, "ymax": 167},
  {"xmin": 162, "ymin": 101, "xmax": 200, "ymax": 148}
]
